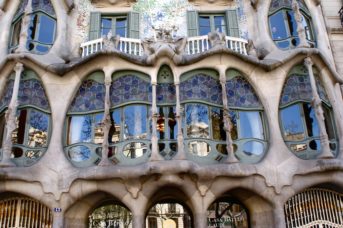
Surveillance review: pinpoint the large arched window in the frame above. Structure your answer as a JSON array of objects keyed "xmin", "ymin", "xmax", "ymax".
[
  {"xmin": 0, "ymin": 70, "xmax": 51, "ymax": 167},
  {"xmin": 284, "ymin": 188, "xmax": 343, "ymax": 227},
  {"xmin": 156, "ymin": 65, "xmax": 177, "ymax": 160},
  {"xmin": 65, "ymin": 72, "xmax": 105, "ymax": 167},
  {"xmin": 108, "ymin": 72, "xmax": 152, "ymax": 165},
  {"xmin": 226, "ymin": 70, "xmax": 267, "ymax": 163},
  {"xmin": 10, "ymin": 0, "xmax": 57, "ymax": 54},
  {"xmin": 268, "ymin": 0, "xmax": 315, "ymax": 49},
  {"xmin": 279, "ymin": 65, "xmax": 337, "ymax": 159},
  {"xmin": 180, "ymin": 70, "xmax": 227, "ymax": 163}
]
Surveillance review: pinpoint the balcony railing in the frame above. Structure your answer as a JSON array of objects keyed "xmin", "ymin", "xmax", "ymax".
[{"xmin": 80, "ymin": 35, "xmax": 248, "ymax": 58}]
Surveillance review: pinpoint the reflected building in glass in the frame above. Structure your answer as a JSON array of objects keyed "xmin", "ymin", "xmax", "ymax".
[{"xmin": 0, "ymin": 0, "xmax": 342, "ymax": 227}]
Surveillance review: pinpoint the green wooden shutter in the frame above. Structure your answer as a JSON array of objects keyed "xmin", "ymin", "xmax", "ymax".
[
  {"xmin": 89, "ymin": 12, "xmax": 101, "ymax": 40},
  {"xmin": 128, "ymin": 11, "xmax": 140, "ymax": 39},
  {"xmin": 187, "ymin": 11, "xmax": 199, "ymax": 37},
  {"xmin": 226, "ymin": 10, "xmax": 240, "ymax": 37}
]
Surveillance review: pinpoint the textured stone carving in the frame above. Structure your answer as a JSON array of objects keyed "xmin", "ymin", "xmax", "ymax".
[
  {"xmin": 250, "ymin": 0, "xmax": 259, "ymax": 10},
  {"xmin": 292, "ymin": 0, "xmax": 310, "ymax": 48},
  {"xmin": 208, "ymin": 30, "xmax": 226, "ymax": 49}
]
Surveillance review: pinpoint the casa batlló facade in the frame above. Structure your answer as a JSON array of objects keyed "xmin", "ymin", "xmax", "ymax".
[{"xmin": 0, "ymin": 0, "xmax": 342, "ymax": 227}]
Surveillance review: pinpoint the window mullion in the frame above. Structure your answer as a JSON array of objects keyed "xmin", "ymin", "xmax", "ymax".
[
  {"xmin": 210, "ymin": 15, "xmax": 215, "ymax": 33},
  {"xmin": 111, "ymin": 17, "xmax": 117, "ymax": 37}
]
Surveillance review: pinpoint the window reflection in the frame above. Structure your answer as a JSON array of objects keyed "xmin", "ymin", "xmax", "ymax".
[
  {"xmin": 211, "ymin": 107, "xmax": 226, "ymax": 141},
  {"xmin": 123, "ymin": 142, "xmax": 147, "ymax": 158},
  {"xmin": 280, "ymin": 105, "xmax": 305, "ymax": 141},
  {"xmin": 10, "ymin": 19, "xmax": 22, "ymax": 49},
  {"xmin": 188, "ymin": 141, "xmax": 210, "ymax": 156},
  {"xmin": 27, "ymin": 110, "xmax": 49, "ymax": 147},
  {"xmin": 94, "ymin": 113, "xmax": 104, "ymax": 144},
  {"xmin": 238, "ymin": 111, "xmax": 264, "ymax": 139},
  {"xmin": 12, "ymin": 109, "xmax": 27, "ymax": 144},
  {"xmin": 68, "ymin": 115, "xmax": 93, "ymax": 144},
  {"xmin": 124, "ymin": 105, "xmax": 147, "ymax": 140},
  {"xmin": 186, "ymin": 104, "xmax": 209, "ymax": 138},
  {"xmin": 270, "ymin": 11, "xmax": 288, "ymax": 40},
  {"xmin": 109, "ymin": 109, "xmax": 121, "ymax": 143},
  {"xmin": 303, "ymin": 103, "xmax": 319, "ymax": 137},
  {"xmin": 68, "ymin": 145, "xmax": 91, "ymax": 162}
]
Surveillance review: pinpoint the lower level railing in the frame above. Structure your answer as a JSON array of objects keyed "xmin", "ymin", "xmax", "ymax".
[{"xmin": 80, "ymin": 35, "xmax": 248, "ymax": 58}]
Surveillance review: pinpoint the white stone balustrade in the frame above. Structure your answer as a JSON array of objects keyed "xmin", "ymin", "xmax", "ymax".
[{"xmin": 80, "ymin": 35, "xmax": 248, "ymax": 57}]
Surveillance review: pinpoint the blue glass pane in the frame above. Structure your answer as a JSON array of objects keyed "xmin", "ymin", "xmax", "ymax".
[
  {"xmin": 124, "ymin": 105, "xmax": 147, "ymax": 140},
  {"xmin": 226, "ymin": 76, "xmax": 261, "ymax": 108},
  {"xmin": 180, "ymin": 74, "xmax": 222, "ymax": 105},
  {"xmin": 38, "ymin": 15, "xmax": 55, "ymax": 44},
  {"xmin": 69, "ymin": 79, "xmax": 105, "ymax": 113},
  {"xmin": 242, "ymin": 141, "xmax": 264, "ymax": 156},
  {"xmin": 276, "ymin": 40, "xmax": 290, "ymax": 49},
  {"xmin": 68, "ymin": 115, "xmax": 93, "ymax": 144},
  {"xmin": 157, "ymin": 83, "xmax": 176, "ymax": 103},
  {"xmin": 18, "ymin": 79, "xmax": 50, "ymax": 110},
  {"xmin": 116, "ymin": 18, "xmax": 127, "ymax": 27},
  {"xmin": 0, "ymin": 80, "xmax": 14, "ymax": 111},
  {"xmin": 27, "ymin": 110, "xmax": 49, "ymax": 147},
  {"xmin": 280, "ymin": 104, "xmax": 305, "ymax": 141},
  {"xmin": 303, "ymin": 103, "xmax": 319, "ymax": 137},
  {"xmin": 269, "ymin": 11, "xmax": 288, "ymax": 40},
  {"xmin": 286, "ymin": 11, "xmax": 298, "ymax": 37},
  {"xmin": 109, "ymin": 109, "xmax": 121, "ymax": 143},
  {"xmin": 36, "ymin": 45, "xmax": 49, "ymax": 53},
  {"xmin": 199, "ymin": 16, "xmax": 211, "ymax": 35},
  {"xmin": 110, "ymin": 75, "xmax": 151, "ymax": 106},
  {"xmin": 238, "ymin": 111, "xmax": 264, "ymax": 140},
  {"xmin": 68, "ymin": 145, "xmax": 91, "ymax": 162},
  {"xmin": 101, "ymin": 18, "xmax": 112, "ymax": 36},
  {"xmin": 214, "ymin": 16, "xmax": 226, "ymax": 34},
  {"xmin": 186, "ymin": 104, "xmax": 209, "ymax": 138},
  {"xmin": 116, "ymin": 28, "xmax": 126, "ymax": 37},
  {"xmin": 280, "ymin": 74, "xmax": 312, "ymax": 106}
]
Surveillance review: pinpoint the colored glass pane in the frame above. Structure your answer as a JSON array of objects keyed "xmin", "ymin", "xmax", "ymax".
[
  {"xmin": 156, "ymin": 83, "xmax": 176, "ymax": 103},
  {"xmin": 69, "ymin": 79, "xmax": 105, "ymax": 113},
  {"xmin": 180, "ymin": 74, "xmax": 222, "ymax": 105},
  {"xmin": 226, "ymin": 76, "xmax": 261, "ymax": 108},
  {"xmin": 0, "ymin": 80, "xmax": 14, "ymax": 111},
  {"xmin": 18, "ymin": 79, "xmax": 50, "ymax": 110},
  {"xmin": 110, "ymin": 75, "xmax": 152, "ymax": 106}
]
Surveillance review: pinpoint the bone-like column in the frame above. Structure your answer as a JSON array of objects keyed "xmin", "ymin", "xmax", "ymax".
[
  {"xmin": 304, "ymin": 57, "xmax": 333, "ymax": 159},
  {"xmin": 292, "ymin": 0, "xmax": 310, "ymax": 48},
  {"xmin": 174, "ymin": 80, "xmax": 186, "ymax": 160},
  {"xmin": 219, "ymin": 68, "xmax": 239, "ymax": 163},
  {"xmin": 1, "ymin": 62, "xmax": 23, "ymax": 167},
  {"xmin": 16, "ymin": 0, "xmax": 32, "ymax": 53}
]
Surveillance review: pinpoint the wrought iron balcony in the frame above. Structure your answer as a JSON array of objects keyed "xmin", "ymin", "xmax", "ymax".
[{"xmin": 80, "ymin": 35, "xmax": 248, "ymax": 58}]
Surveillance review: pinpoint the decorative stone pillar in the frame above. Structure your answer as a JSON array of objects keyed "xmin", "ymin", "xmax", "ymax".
[
  {"xmin": 219, "ymin": 68, "xmax": 239, "ymax": 163},
  {"xmin": 132, "ymin": 213, "xmax": 144, "ymax": 228},
  {"xmin": 16, "ymin": 0, "xmax": 32, "ymax": 53},
  {"xmin": 1, "ymin": 62, "xmax": 23, "ymax": 167},
  {"xmin": 150, "ymin": 81, "xmax": 163, "ymax": 161},
  {"xmin": 273, "ymin": 200, "xmax": 287, "ymax": 228},
  {"xmin": 194, "ymin": 212, "xmax": 208, "ymax": 228},
  {"xmin": 98, "ymin": 67, "xmax": 113, "ymax": 166},
  {"xmin": 174, "ymin": 80, "xmax": 186, "ymax": 160},
  {"xmin": 292, "ymin": 0, "xmax": 310, "ymax": 48},
  {"xmin": 52, "ymin": 212, "xmax": 64, "ymax": 228},
  {"xmin": 304, "ymin": 57, "xmax": 333, "ymax": 159}
]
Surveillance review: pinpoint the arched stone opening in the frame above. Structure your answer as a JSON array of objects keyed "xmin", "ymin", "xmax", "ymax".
[
  {"xmin": 145, "ymin": 186, "xmax": 194, "ymax": 228},
  {"xmin": 284, "ymin": 184, "xmax": 343, "ymax": 228},
  {"xmin": 210, "ymin": 188, "xmax": 274, "ymax": 228},
  {"xmin": 0, "ymin": 192, "xmax": 53, "ymax": 227},
  {"xmin": 64, "ymin": 191, "xmax": 132, "ymax": 228}
]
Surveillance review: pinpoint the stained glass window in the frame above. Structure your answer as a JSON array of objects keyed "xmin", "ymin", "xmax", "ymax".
[
  {"xmin": 18, "ymin": 79, "xmax": 50, "ymax": 110},
  {"xmin": 279, "ymin": 65, "xmax": 337, "ymax": 159},
  {"xmin": 226, "ymin": 76, "xmax": 261, "ymax": 108},
  {"xmin": 68, "ymin": 79, "xmax": 105, "ymax": 113},
  {"xmin": 0, "ymin": 79, "xmax": 14, "ymax": 112},
  {"xmin": 226, "ymin": 70, "xmax": 267, "ymax": 163},
  {"xmin": 180, "ymin": 73, "xmax": 222, "ymax": 105},
  {"xmin": 110, "ymin": 75, "xmax": 152, "ymax": 106}
]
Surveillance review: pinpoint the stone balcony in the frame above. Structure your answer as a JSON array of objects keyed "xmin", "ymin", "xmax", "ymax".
[{"xmin": 80, "ymin": 34, "xmax": 248, "ymax": 58}]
